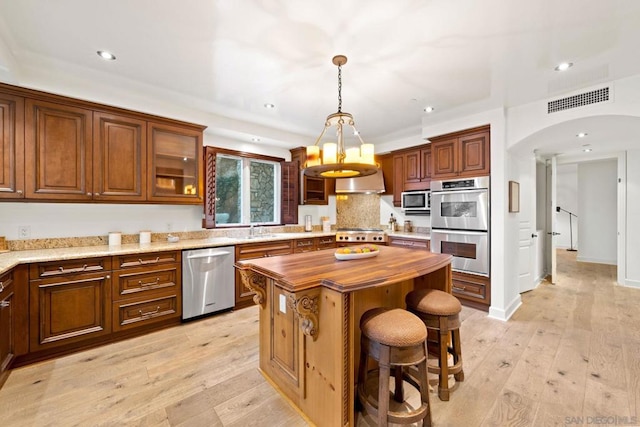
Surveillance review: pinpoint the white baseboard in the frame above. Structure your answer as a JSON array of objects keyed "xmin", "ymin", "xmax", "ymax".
[
  {"xmin": 576, "ymin": 255, "xmax": 617, "ymax": 265},
  {"xmin": 488, "ymin": 295, "xmax": 522, "ymax": 321},
  {"xmin": 623, "ymin": 278, "xmax": 640, "ymax": 288}
]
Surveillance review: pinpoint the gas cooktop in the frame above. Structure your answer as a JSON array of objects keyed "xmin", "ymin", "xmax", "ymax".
[{"xmin": 335, "ymin": 228, "xmax": 386, "ymax": 243}]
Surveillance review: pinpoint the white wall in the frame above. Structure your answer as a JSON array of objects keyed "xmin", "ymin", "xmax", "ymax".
[
  {"xmin": 577, "ymin": 160, "xmax": 617, "ymax": 264},
  {"xmin": 556, "ymin": 164, "xmax": 579, "ymax": 250},
  {"xmin": 626, "ymin": 150, "xmax": 640, "ymax": 287},
  {"xmin": 0, "ymin": 203, "xmax": 203, "ymax": 240}
]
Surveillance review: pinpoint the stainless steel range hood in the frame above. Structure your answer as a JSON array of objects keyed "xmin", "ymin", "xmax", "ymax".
[{"xmin": 334, "ymin": 169, "xmax": 385, "ymax": 194}]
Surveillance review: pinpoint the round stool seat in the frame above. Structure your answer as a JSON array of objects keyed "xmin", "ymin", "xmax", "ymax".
[
  {"xmin": 360, "ymin": 308, "xmax": 427, "ymax": 347},
  {"xmin": 406, "ymin": 289, "xmax": 461, "ymax": 316}
]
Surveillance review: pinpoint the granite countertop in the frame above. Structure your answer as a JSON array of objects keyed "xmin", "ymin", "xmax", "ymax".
[
  {"xmin": 0, "ymin": 231, "xmax": 335, "ymax": 276},
  {"xmin": 386, "ymin": 231, "xmax": 431, "ymax": 241}
]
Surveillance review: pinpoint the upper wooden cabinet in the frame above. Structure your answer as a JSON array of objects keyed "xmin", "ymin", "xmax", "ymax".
[
  {"xmin": 0, "ymin": 82, "xmax": 206, "ymax": 204},
  {"xmin": 290, "ymin": 147, "xmax": 334, "ymax": 205},
  {"xmin": 147, "ymin": 122, "xmax": 203, "ymax": 204},
  {"xmin": 389, "ymin": 146, "xmax": 432, "ymax": 206},
  {"xmin": 0, "ymin": 94, "xmax": 24, "ymax": 199},
  {"xmin": 25, "ymin": 99, "xmax": 93, "ymax": 200},
  {"xmin": 430, "ymin": 127, "xmax": 490, "ymax": 179},
  {"xmin": 93, "ymin": 112, "xmax": 147, "ymax": 202}
]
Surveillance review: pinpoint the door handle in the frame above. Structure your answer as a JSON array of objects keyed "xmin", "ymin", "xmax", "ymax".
[
  {"xmin": 531, "ymin": 233, "xmax": 538, "ymax": 238},
  {"xmin": 547, "ymin": 232, "xmax": 561, "ymax": 236}
]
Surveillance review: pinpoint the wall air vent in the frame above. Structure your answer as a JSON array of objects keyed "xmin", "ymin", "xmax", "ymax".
[{"xmin": 547, "ymin": 87, "xmax": 610, "ymax": 114}]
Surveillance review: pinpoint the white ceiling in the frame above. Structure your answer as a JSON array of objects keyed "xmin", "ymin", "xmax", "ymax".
[{"xmin": 1, "ymin": 0, "xmax": 639, "ymax": 155}]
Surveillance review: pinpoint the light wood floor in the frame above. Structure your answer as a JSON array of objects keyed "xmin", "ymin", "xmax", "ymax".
[{"xmin": 1, "ymin": 250, "xmax": 639, "ymax": 426}]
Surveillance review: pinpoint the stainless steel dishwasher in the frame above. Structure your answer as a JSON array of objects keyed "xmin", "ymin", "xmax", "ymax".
[{"xmin": 182, "ymin": 246, "xmax": 235, "ymax": 320}]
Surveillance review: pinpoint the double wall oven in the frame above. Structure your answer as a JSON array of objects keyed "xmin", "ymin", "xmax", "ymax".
[{"xmin": 430, "ymin": 176, "xmax": 490, "ymax": 277}]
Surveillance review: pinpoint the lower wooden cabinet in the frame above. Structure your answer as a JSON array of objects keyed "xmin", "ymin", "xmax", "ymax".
[
  {"xmin": 387, "ymin": 236, "xmax": 430, "ymax": 251},
  {"xmin": 25, "ymin": 251, "xmax": 182, "ymax": 360},
  {"xmin": 0, "ymin": 270, "xmax": 15, "ymax": 385},
  {"xmin": 451, "ymin": 271, "xmax": 490, "ymax": 310},
  {"xmin": 111, "ymin": 251, "xmax": 181, "ymax": 331},
  {"xmin": 293, "ymin": 236, "xmax": 337, "ymax": 253},
  {"xmin": 269, "ymin": 285, "xmax": 299, "ymax": 386},
  {"xmin": 29, "ymin": 259, "xmax": 112, "ymax": 352},
  {"xmin": 235, "ymin": 240, "xmax": 294, "ymax": 309}
]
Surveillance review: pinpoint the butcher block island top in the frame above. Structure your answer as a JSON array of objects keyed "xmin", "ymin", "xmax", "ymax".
[{"xmin": 235, "ymin": 246, "xmax": 453, "ymax": 427}]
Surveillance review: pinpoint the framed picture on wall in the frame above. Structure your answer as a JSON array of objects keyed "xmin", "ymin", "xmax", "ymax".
[{"xmin": 509, "ymin": 181, "xmax": 520, "ymax": 213}]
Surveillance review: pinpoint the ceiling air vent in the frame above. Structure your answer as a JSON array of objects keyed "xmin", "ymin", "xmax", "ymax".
[{"xmin": 547, "ymin": 87, "xmax": 610, "ymax": 114}]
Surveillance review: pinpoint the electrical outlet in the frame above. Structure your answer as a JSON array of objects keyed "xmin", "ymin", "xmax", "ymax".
[
  {"xmin": 18, "ymin": 225, "xmax": 31, "ymax": 239},
  {"xmin": 166, "ymin": 222, "xmax": 173, "ymax": 232}
]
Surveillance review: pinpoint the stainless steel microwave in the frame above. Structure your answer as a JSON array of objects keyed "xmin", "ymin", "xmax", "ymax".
[{"xmin": 401, "ymin": 190, "xmax": 430, "ymax": 213}]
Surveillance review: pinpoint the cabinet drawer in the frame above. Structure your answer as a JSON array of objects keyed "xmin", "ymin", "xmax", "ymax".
[
  {"xmin": 0, "ymin": 270, "xmax": 13, "ymax": 295},
  {"xmin": 452, "ymin": 274, "xmax": 488, "ymax": 301},
  {"xmin": 316, "ymin": 237, "xmax": 336, "ymax": 250},
  {"xmin": 30, "ymin": 257, "xmax": 111, "ymax": 280},
  {"xmin": 388, "ymin": 238, "xmax": 430, "ymax": 250},
  {"xmin": 236, "ymin": 241, "xmax": 293, "ymax": 260},
  {"xmin": 294, "ymin": 238, "xmax": 315, "ymax": 253},
  {"xmin": 113, "ymin": 294, "xmax": 180, "ymax": 331},
  {"xmin": 113, "ymin": 266, "xmax": 178, "ymax": 300},
  {"xmin": 115, "ymin": 251, "xmax": 179, "ymax": 269}
]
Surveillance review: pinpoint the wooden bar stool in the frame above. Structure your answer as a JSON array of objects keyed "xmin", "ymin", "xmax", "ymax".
[
  {"xmin": 357, "ymin": 307, "xmax": 432, "ymax": 427},
  {"xmin": 405, "ymin": 289, "xmax": 464, "ymax": 401}
]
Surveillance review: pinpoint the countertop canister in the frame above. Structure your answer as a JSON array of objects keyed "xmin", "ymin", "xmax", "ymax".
[
  {"xmin": 139, "ymin": 230, "xmax": 151, "ymax": 244},
  {"xmin": 108, "ymin": 232, "xmax": 122, "ymax": 246}
]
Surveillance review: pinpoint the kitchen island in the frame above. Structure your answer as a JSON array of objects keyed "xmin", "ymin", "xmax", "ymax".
[{"xmin": 235, "ymin": 245, "xmax": 452, "ymax": 427}]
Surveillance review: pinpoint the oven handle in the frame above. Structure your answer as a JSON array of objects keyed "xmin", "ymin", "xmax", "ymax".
[
  {"xmin": 431, "ymin": 189, "xmax": 487, "ymax": 195},
  {"xmin": 431, "ymin": 229, "xmax": 487, "ymax": 236}
]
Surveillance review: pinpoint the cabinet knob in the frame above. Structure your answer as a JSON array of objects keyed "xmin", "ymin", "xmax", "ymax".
[
  {"xmin": 0, "ymin": 281, "xmax": 4, "ymax": 292},
  {"xmin": 87, "ymin": 192, "xmax": 93, "ymax": 196},
  {"xmin": 16, "ymin": 190, "xmax": 23, "ymax": 194}
]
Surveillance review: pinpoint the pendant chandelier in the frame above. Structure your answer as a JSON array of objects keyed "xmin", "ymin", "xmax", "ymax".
[{"xmin": 303, "ymin": 55, "xmax": 378, "ymax": 179}]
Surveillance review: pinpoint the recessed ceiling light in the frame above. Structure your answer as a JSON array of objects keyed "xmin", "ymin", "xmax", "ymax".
[
  {"xmin": 424, "ymin": 106, "xmax": 435, "ymax": 113},
  {"xmin": 554, "ymin": 62, "xmax": 573, "ymax": 71},
  {"xmin": 353, "ymin": 130, "xmax": 360, "ymax": 136},
  {"xmin": 251, "ymin": 137, "xmax": 261, "ymax": 142},
  {"xmin": 97, "ymin": 50, "xmax": 116, "ymax": 61},
  {"xmin": 576, "ymin": 132, "xmax": 588, "ymax": 138},
  {"xmin": 583, "ymin": 148, "xmax": 593, "ymax": 152},
  {"xmin": 263, "ymin": 103, "xmax": 275, "ymax": 109}
]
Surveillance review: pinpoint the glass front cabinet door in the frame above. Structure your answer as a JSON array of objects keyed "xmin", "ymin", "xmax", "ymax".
[{"xmin": 148, "ymin": 121, "xmax": 204, "ymax": 204}]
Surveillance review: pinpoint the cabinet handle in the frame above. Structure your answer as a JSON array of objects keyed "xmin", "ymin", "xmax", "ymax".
[
  {"xmin": 16, "ymin": 190, "xmax": 23, "ymax": 194},
  {"xmin": 139, "ymin": 306, "xmax": 161, "ymax": 317},
  {"xmin": 57, "ymin": 264, "xmax": 89, "ymax": 274},
  {"xmin": 106, "ymin": 275, "xmax": 111, "ymax": 279},
  {"xmin": 0, "ymin": 281, "xmax": 3, "ymax": 292},
  {"xmin": 139, "ymin": 278, "xmax": 161, "ymax": 286},
  {"xmin": 453, "ymin": 286, "xmax": 466, "ymax": 292},
  {"xmin": 87, "ymin": 192, "xmax": 92, "ymax": 196},
  {"xmin": 138, "ymin": 257, "xmax": 160, "ymax": 265},
  {"xmin": 0, "ymin": 301, "xmax": 9, "ymax": 308}
]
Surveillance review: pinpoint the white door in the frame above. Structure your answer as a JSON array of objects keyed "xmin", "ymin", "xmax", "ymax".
[
  {"xmin": 518, "ymin": 220, "xmax": 535, "ymax": 293},
  {"xmin": 545, "ymin": 157, "xmax": 559, "ymax": 283}
]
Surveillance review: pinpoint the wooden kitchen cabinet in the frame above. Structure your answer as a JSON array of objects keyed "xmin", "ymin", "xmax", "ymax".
[
  {"xmin": 0, "ymin": 270, "xmax": 15, "ymax": 386},
  {"xmin": 390, "ymin": 146, "xmax": 432, "ymax": 206},
  {"xmin": 147, "ymin": 121, "xmax": 203, "ymax": 204},
  {"xmin": 111, "ymin": 251, "xmax": 181, "ymax": 331},
  {"xmin": 451, "ymin": 271, "xmax": 490, "ymax": 310},
  {"xmin": 388, "ymin": 236, "xmax": 430, "ymax": 251},
  {"xmin": 235, "ymin": 240, "xmax": 294, "ymax": 309},
  {"xmin": 430, "ymin": 126, "xmax": 490, "ymax": 179},
  {"xmin": 93, "ymin": 112, "xmax": 147, "ymax": 201},
  {"xmin": 290, "ymin": 147, "xmax": 334, "ymax": 205},
  {"xmin": 29, "ymin": 257, "xmax": 113, "ymax": 352},
  {"xmin": 293, "ymin": 236, "xmax": 337, "ymax": 253},
  {"xmin": 0, "ymin": 93, "xmax": 25, "ymax": 199},
  {"xmin": 1, "ymin": 81, "xmax": 206, "ymax": 205},
  {"xmin": 269, "ymin": 285, "xmax": 300, "ymax": 388},
  {"xmin": 25, "ymin": 99, "xmax": 94, "ymax": 201}
]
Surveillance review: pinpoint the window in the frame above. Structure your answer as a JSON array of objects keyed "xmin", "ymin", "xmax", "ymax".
[{"xmin": 214, "ymin": 153, "xmax": 281, "ymax": 226}]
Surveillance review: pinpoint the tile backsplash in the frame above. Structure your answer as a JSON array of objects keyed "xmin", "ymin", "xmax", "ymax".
[{"xmin": 336, "ymin": 194, "xmax": 381, "ymax": 229}]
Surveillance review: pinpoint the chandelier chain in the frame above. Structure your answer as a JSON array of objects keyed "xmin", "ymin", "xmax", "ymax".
[{"xmin": 337, "ymin": 63, "xmax": 342, "ymax": 113}]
